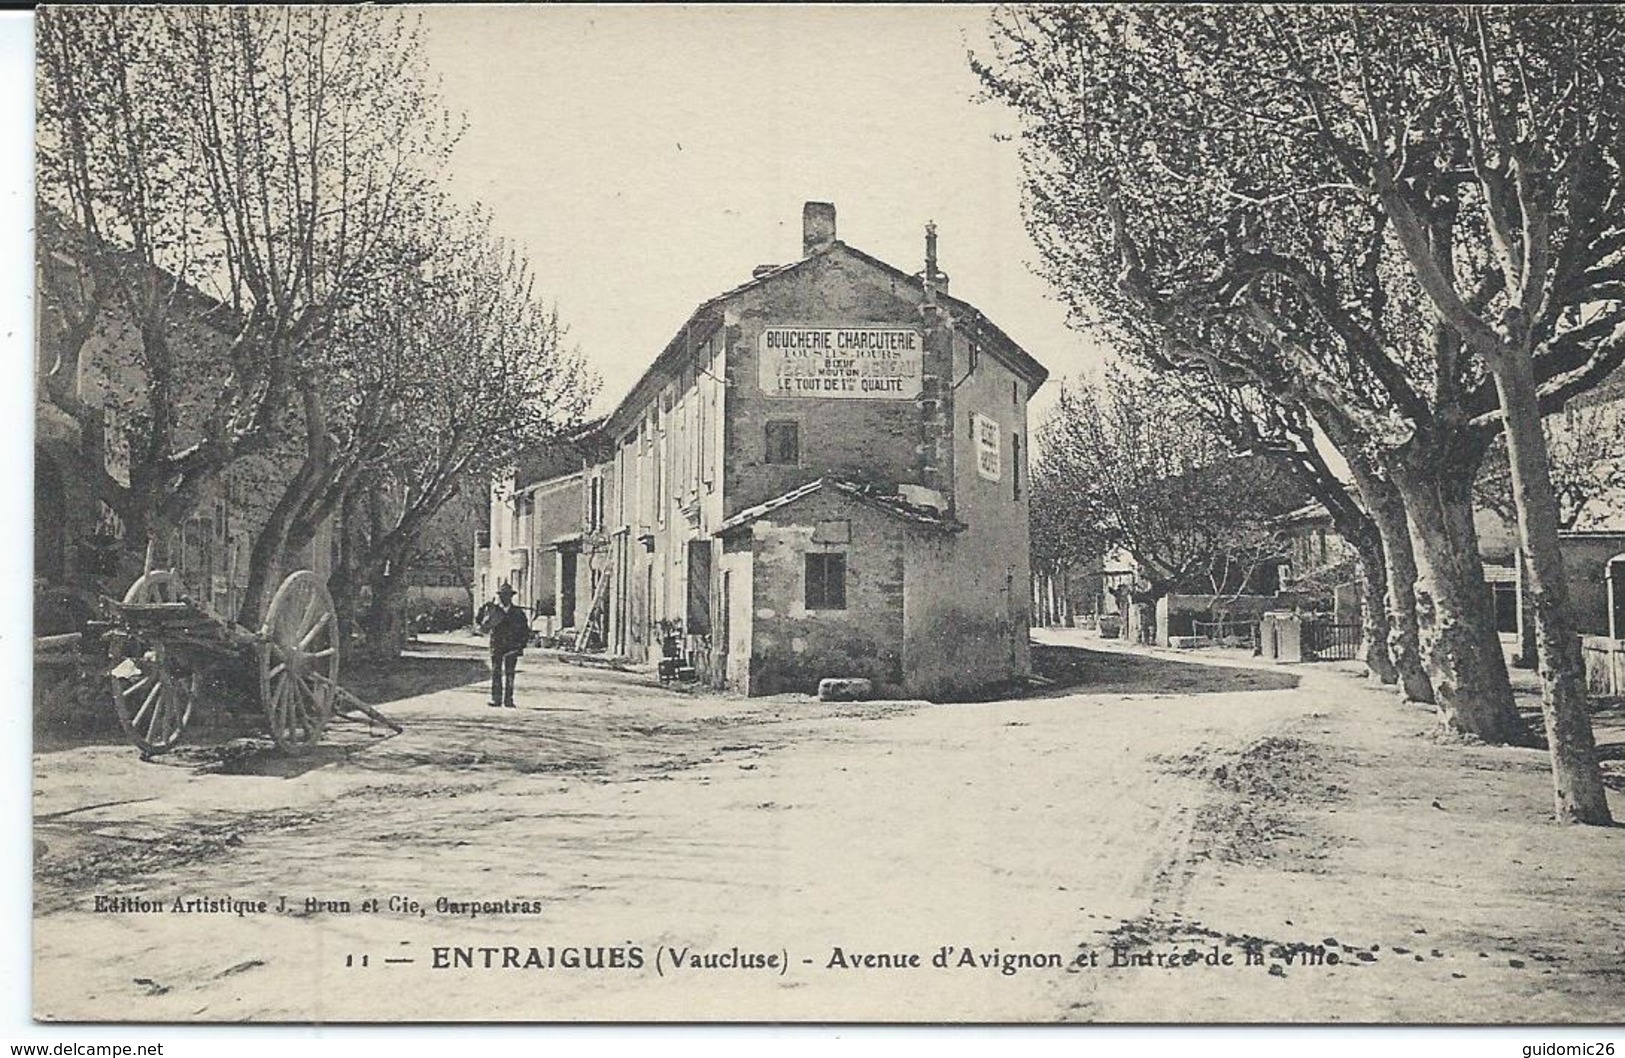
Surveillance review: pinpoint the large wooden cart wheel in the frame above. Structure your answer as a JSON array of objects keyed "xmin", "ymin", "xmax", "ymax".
[
  {"xmin": 109, "ymin": 571, "xmax": 195, "ymax": 756},
  {"xmin": 259, "ymin": 571, "xmax": 339, "ymax": 752}
]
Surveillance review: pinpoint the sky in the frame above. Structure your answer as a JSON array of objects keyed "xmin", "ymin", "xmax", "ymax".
[{"xmin": 416, "ymin": 5, "xmax": 1110, "ymax": 424}]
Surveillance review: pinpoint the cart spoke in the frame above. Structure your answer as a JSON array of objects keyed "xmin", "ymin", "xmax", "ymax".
[
  {"xmin": 274, "ymin": 674, "xmax": 292, "ymax": 726},
  {"xmin": 132, "ymin": 679, "xmax": 162, "ymax": 726},
  {"xmin": 283, "ymin": 677, "xmax": 302, "ymax": 734},
  {"xmin": 294, "ymin": 679, "xmax": 316, "ymax": 731},
  {"xmin": 298, "ymin": 611, "xmax": 332, "ymax": 649},
  {"xmin": 145, "ymin": 684, "xmax": 168, "ymax": 742},
  {"xmin": 297, "ymin": 590, "xmax": 320, "ymax": 639},
  {"xmin": 306, "ymin": 647, "xmax": 334, "ymax": 660},
  {"xmin": 159, "ymin": 684, "xmax": 180, "ymax": 741}
]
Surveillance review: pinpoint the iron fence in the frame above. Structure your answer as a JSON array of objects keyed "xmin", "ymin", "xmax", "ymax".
[{"xmin": 1305, "ymin": 620, "xmax": 1362, "ymax": 662}]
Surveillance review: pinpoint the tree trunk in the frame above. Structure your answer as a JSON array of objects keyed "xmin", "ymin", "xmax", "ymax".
[
  {"xmin": 1315, "ymin": 409, "xmax": 1435, "ymax": 704},
  {"xmin": 138, "ymin": 514, "xmax": 176, "ymax": 576},
  {"xmin": 237, "ymin": 497, "xmax": 295, "ymax": 629},
  {"xmin": 358, "ymin": 566, "xmax": 411, "ymax": 660},
  {"xmin": 1351, "ymin": 464, "xmax": 1436, "ymax": 705},
  {"xmin": 1490, "ymin": 354, "xmax": 1612, "ymax": 825},
  {"xmin": 1388, "ymin": 452, "xmax": 1529, "ymax": 744},
  {"xmin": 1351, "ymin": 536, "xmax": 1399, "ymax": 685},
  {"xmin": 327, "ymin": 487, "xmax": 362, "ymax": 666},
  {"xmin": 240, "ymin": 385, "xmax": 332, "ymax": 628}
]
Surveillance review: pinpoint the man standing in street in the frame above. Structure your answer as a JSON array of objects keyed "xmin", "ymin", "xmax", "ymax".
[{"xmin": 478, "ymin": 582, "xmax": 530, "ymax": 708}]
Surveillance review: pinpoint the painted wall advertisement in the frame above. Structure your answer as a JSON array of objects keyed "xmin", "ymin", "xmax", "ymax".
[
  {"xmin": 974, "ymin": 412, "xmax": 1002, "ymax": 481},
  {"xmin": 758, "ymin": 326, "xmax": 923, "ymax": 399}
]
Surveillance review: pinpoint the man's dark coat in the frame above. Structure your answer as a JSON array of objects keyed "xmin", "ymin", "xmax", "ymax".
[{"xmin": 482, "ymin": 602, "xmax": 531, "ymax": 656}]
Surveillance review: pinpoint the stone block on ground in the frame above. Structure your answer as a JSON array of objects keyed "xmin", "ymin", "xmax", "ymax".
[{"xmin": 818, "ymin": 677, "xmax": 873, "ymax": 702}]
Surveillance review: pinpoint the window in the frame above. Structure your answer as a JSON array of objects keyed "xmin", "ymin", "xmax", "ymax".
[
  {"xmin": 765, "ymin": 421, "xmax": 800, "ymax": 465},
  {"xmin": 1012, "ymin": 433, "xmax": 1022, "ymax": 500},
  {"xmin": 805, "ymin": 552, "xmax": 846, "ymax": 610},
  {"xmin": 588, "ymin": 476, "xmax": 605, "ymax": 531},
  {"xmin": 686, "ymin": 539, "xmax": 712, "ymax": 634},
  {"xmin": 655, "ymin": 439, "xmax": 665, "ymax": 522}
]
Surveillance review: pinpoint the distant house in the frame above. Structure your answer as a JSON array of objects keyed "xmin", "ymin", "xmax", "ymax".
[
  {"xmin": 1081, "ymin": 457, "xmax": 1306, "ymax": 646},
  {"xmin": 476, "ymin": 437, "xmax": 601, "ymax": 629},
  {"xmin": 1272, "ymin": 500, "xmax": 1359, "ymax": 619}
]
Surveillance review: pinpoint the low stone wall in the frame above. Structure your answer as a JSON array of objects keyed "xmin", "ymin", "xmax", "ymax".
[
  {"xmin": 1155, "ymin": 594, "xmax": 1278, "ymax": 647},
  {"xmin": 1581, "ymin": 635, "xmax": 1624, "ymax": 697}
]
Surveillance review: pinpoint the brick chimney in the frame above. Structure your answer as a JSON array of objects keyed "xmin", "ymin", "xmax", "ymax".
[
  {"xmin": 802, "ymin": 201, "xmax": 837, "ymax": 256},
  {"xmin": 921, "ymin": 220, "xmax": 949, "ymax": 297}
]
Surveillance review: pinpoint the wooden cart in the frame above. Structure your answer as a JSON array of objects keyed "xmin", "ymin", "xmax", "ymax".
[{"xmin": 102, "ymin": 568, "xmax": 392, "ymax": 757}]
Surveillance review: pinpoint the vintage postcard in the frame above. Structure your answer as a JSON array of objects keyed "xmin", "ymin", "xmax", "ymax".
[{"xmin": 28, "ymin": 4, "xmax": 1625, "ymax": 1026}]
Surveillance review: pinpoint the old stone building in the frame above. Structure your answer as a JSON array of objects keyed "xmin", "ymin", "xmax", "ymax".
[
  {"xmin": 507, "ymin": 203, "xmax": 1048, "ymax": 699},
  {"xmin": 34, "ymin": 214, "xmax": 332, "ymax": 633}
]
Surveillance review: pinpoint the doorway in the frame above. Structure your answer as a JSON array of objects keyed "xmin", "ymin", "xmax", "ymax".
[{"xmin": 560, "ymin": 550, "xmax": 578, "ymax": 627}]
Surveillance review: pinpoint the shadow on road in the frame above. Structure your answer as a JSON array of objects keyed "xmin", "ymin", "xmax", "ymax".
[
  {"xmin": 342, "ymin": 653, "xmax": 490, "ymax": 705},
  {"xmin": 1027, "ymin": 643, "xmax": 1300, "ymax": 698},
  {"xmin": 33, "ymin": 652, "xmax": 489, "ymax": 757}
]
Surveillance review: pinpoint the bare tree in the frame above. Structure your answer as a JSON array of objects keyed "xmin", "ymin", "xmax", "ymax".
[
  {"xmin": 267, "ymin": 222, "xmax": 597, "ymax": 657},
  {"xmin": 1036, "ymin": 372, "xmax": 1301, "ymax": 630},
  {"xmin": 978, "ymin": 6, "xmax": 1620, "ymax": 822},
  {"xmin": 37, "ymin": 6, "xmax": 458, "ymax": 579}
]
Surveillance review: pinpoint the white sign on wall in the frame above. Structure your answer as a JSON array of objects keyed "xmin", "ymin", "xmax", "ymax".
[
  {"xmin": 974, "ymin": 413, "xmax": 1002, "ymax": 481},
  {"xmin": 758, "ymin": 327, "xmax": 923, "ymax": 400}
]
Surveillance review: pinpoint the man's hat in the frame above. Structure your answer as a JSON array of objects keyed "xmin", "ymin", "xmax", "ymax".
[{"xmin": 497, "ymin": 583, "xmax": 516, "ymax": 598}]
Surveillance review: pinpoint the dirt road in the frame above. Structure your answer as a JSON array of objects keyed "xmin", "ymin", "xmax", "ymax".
[{"xmin": 32, "ymin": 633, "xmax": 1625, "ymax": 1023}]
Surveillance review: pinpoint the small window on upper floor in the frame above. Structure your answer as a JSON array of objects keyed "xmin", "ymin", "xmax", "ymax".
[
  {"xmin": 1012, "ymin": 380, "xmax": 1020, "ymax": 406},
  {"xmin": 588, "ymin": 476, "xmax": 605, "ymax": 532},
  {"xmin": 765, "ymin": 421, "xmax": 800, "ymax": 465}
]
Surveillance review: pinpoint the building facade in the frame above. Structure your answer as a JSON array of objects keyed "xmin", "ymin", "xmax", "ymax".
[
  {"xmin": 502, "ymin": 203, "xmax": 1048, "ymax": 698},
  {"xmin": 35, "ymin": 216, "xmax": 333, "ymax": 634}
]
